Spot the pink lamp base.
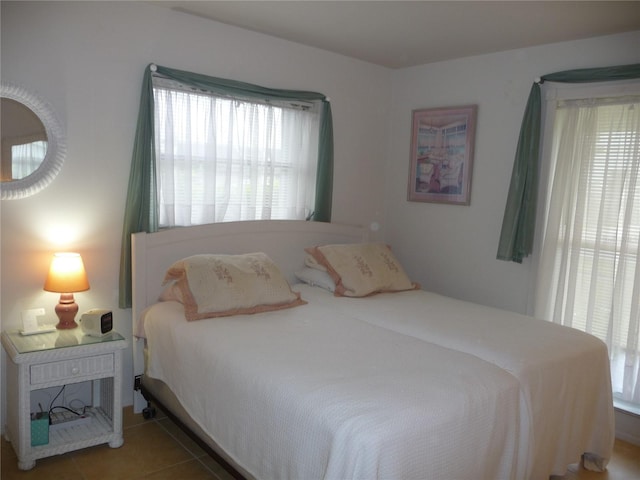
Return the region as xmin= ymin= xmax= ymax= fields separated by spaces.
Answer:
xmin=55 ymin=293 xmax=79 ymax=329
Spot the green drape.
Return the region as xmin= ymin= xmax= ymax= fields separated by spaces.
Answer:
xmin=118 ymin=64 xmax=334 ymax=308
xmin=118 ymin=67 xmax=157 ymax=309
xmin=496 ymin=63 xmax=640 ymax=263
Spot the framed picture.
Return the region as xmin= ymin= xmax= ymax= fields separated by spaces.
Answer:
xmin=408 ymin=105 xmax=477 ymax=205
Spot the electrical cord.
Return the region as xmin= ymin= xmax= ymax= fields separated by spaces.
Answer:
xmin=49 ymin=405 xmax=85 ymax=416
xmin=49 ymin=385 xmax=67 ymax=412
xmin=47 ymin=385 xmax=86 ymax=423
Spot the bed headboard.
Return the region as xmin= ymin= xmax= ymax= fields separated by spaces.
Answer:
xmin=131 ymin=220 xmax=367 ymax=408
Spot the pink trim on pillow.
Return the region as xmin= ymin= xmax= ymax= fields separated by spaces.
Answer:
xmin=305 ymin=247 xmax=347 ymax=294
xmin=182 ymin=297 xmax=307 ymax=321
xmin=159 ymin=282 xmax=183 ymax=303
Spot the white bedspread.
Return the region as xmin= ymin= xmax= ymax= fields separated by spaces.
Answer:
xmin=143 ymin=300 xmax=526 ymax=480
xmin=294 ymin=285 xmax=615 ymax=478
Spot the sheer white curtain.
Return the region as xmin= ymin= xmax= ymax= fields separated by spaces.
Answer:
xmin=535 ymin=95 xmax=640 ymax=412
xmin=11 ymin=140 xmax=47 ymax=179
xmin=153 ymin=86 xmax=319 ymax=226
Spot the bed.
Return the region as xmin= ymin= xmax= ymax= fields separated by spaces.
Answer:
xmin=131 ymin=220 xmax=615 ymax=480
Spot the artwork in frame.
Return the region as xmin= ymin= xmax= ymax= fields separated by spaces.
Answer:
xmin=408 ymin=105 xmax=477 ymax=205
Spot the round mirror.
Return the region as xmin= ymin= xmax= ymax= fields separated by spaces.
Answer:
xmin=1 ymin=83 xmax=65 ymax=200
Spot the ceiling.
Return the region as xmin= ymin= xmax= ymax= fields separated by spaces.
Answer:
xmin=149 ymin=1 xmax=640 ymax=69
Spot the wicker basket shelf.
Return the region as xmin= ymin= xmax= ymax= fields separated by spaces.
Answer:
xmin=30 ymin=407 xmax=119 ymax=459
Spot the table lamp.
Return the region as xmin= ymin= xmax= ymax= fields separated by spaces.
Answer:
xmin=43 ymin=252 xmax=90 ymax=329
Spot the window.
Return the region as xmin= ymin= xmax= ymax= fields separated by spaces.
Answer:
xmin=153 ymin=79 xmax=320 ymax=227
xmin=535 ymin=84 xmax=640 ymax=414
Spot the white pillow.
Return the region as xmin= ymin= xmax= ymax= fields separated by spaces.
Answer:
xmin=295 ymin=267 xmax=336 ymax=292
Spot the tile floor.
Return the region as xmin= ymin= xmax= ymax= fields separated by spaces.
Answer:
xmin=551 ymin=438 xmax=640 ymax=480
xmin=1 ymin=407 xmax=233 ymax=479
xmin=1 ymin=406 xmax=639 ymax=479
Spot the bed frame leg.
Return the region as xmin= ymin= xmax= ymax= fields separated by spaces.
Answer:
xmin=135 ymin=375 xmax=157 ymax=419
xmin=142 ymin=403 xmax=157 ymax=420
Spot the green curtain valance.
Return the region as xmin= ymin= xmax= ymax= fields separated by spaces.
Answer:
xmin=118 ymin=64 xmax=334 ymax=308
xmin=496 ymin=63 xmax=640 ymax=263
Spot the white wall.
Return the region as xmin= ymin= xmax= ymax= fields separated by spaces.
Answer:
xmin=0 ymin=0 xmax=391 ymax=421
xmin=385 ymin=30 xmax=640 ymax=314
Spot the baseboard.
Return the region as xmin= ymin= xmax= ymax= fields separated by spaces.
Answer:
xmin=615 ymin=407 xmax=640 ymax=446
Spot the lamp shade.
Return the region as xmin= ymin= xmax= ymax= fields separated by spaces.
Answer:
xmin=43 ymin=252 xmax=90 ymax=293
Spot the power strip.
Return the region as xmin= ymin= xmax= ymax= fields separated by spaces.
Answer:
xmin=49 ymin=411 xmax=92 ymax=431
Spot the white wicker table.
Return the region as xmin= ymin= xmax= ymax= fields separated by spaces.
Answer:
xmin=1 ymin=329 xmax=127 ymax=470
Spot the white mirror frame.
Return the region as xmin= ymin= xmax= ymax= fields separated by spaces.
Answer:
xmin=1 ymin=83 xmax=66 ymax=200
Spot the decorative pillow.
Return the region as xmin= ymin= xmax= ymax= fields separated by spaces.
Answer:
xmin=295 ymin=267 xmax=336 ymax=292
xmin=162 ymin=253 xmax=306 ymax=320
xmin=304 ymin=243 xmax=418 ymax=297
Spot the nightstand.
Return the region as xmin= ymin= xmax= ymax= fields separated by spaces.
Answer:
xmin=1 ymin=328 xmax=127 ymax=470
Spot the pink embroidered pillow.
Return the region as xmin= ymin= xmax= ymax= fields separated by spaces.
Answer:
xmin=304 ymin=243 xmax=418 ymax=297
xmin=162 ymin=253 xmax=305 ymax=320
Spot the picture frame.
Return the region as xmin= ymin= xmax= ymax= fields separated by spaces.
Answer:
xmin=408 ymin=104 xmax=477 ymax=205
